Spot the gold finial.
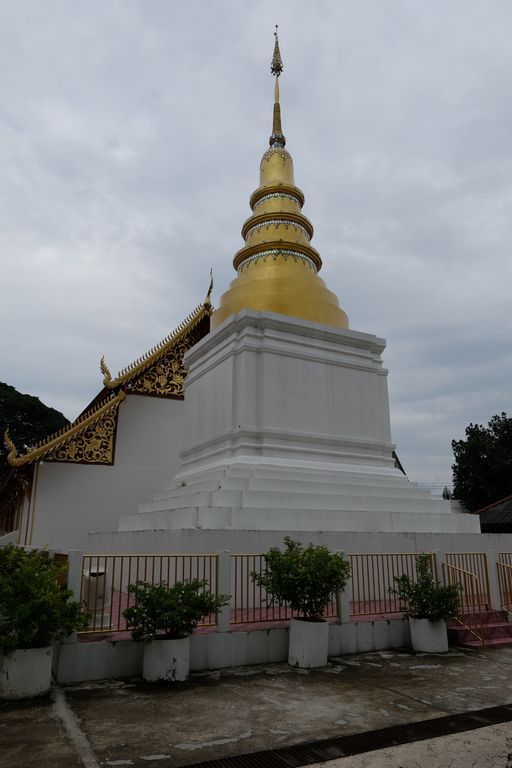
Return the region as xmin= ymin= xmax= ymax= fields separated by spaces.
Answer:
xmin=100 ymin=355 xmax=112 ymax=385
xmin=271 ymin=26 xmax=283 ymax=77
xmin=204 ymin=269 xmax=214 ymax=310
xmin=269 ymin=26 xmax=285 ymax=147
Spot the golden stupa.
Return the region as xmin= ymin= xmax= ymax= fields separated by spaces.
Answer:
xmin=212 ymin=29 xmax=349 ymax=330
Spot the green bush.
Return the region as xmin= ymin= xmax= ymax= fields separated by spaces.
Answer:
xmin=0 ymin=544 xmax=88 ymax=654
xmin=253 ymin=537 xmax=351 ymax=621
xmin=123 ymin=579 xmax=230 ymax=642
xmin=390 ymin=553 xmax=461 ymax=622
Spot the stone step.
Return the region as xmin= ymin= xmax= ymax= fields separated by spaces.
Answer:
xmin=173 ymin=462 xmax=412 ymax=485
xmin=449 ymin=622 xmax=512 ymax=643
xmin=449 ymin=636 xmax=512 ymax=649
xmin=155 ymin=470 xmax=422 ymax=498
xmin=448 ymin=610 xmax=512 ymax=648
xmin=118 ymin=505 xmax=476 ymax=535
xmin=151 ymin=476 xmax=432 ymax=503
xmin=246 ymin=476 xmax=429 ymax=497
xmin=138 ymin=488 xmax=447 ymax=516
xmin=450 ymin=611 xmax=502 ymax=624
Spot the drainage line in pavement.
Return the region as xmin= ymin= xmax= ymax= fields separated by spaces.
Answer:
xmin=187 ymin=704 xmax=512 ymax=768
xmin=51 ymin=687 xmax=100 ymax=768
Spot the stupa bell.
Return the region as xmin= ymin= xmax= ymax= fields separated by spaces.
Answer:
xmin=212 ymin=29 xmax=349 ymax=330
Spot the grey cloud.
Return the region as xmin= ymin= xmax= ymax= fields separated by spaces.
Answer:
xmin=2 ymin=0 xmax=512 ymax=491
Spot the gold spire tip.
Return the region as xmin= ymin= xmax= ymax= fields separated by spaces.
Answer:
xmin=271 ymin=26 xmax=283 ymax=77
xmin=269 ymin=26 xmax=285 ymax=147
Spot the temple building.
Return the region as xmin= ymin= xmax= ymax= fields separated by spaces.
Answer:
xmin=1 ymin=33 xmax=480 ymax=553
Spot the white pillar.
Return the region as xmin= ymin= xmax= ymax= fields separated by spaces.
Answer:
xmin=434 ymin=550 xmax=446 ymax=584
xmin=337 ymin=579 xmax=352 ymax=625
xmin=336 ymin=551 xmax=352 ymax=624
xmin=60 ymin=550 xmax=83 ymax=645
xmin=66 ymin=550 xmax=84 ymax=602
xmin=485 ymin=550 xmax=501 ymax=611
xmin=216 ymin=550 xmax=231 ymax=633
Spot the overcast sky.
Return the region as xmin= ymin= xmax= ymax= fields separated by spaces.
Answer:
xmin=1 ymin=1 xmax=511 ymax=491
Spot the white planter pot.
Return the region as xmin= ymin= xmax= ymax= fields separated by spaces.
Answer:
xmin=288 ymin=617 xmax=329 ymax=669
xmin=409 ymin=618 xmax=449 ymax=653
xmin=143 ymin=636 xmax=190 ymax=682
xmin=0 ymin=646 xmax=53 ymax=700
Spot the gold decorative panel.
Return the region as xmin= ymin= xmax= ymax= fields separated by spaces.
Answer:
xmin=5 ymin=391 xmax=125 ymax=467
xmin=102 ymin=302 xmax=211 ymax=396
xmin=43 ymin=405 xmax=119 ymax=465
xmin=126 ymin=326 xmax=204 ymax=398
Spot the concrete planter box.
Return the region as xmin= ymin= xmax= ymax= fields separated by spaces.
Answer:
xmin=0 ymin=646 xmax=53 ymax=700
xmin=409 ymin=618 xmax=449 ymax=653
xmin=143 ymin=637 xmax=190 ymax=682
xmin=288 ymin=617 xmax=329 ymax=668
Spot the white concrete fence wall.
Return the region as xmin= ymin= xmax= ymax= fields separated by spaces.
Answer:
xmin=2 ymin=538 xmax=511 ymax=684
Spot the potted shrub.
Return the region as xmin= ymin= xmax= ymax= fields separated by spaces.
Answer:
xmin=123 ymin=579 xmax=229 ymax=682
xmin=0 ymin=544 xmax=88 ymax=700
xmin=391 ymin=553 xmax=461 ymax=653
xmin=253 ymin=537 xmax=351 ymax=668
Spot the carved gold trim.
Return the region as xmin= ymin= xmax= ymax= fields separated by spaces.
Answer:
xmin=124 ymin=323 xmax=206 ymax=398
xmin=4 ymin=390 xmax=126 ymax=467
xmin=101 ymin=301 xmax=212 ymax=390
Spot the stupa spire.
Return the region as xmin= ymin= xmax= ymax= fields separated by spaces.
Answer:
xmin=270 ymin=26 xmax=285 ymax=147
xmin=211 ymin=31 xmax=349 ymax=331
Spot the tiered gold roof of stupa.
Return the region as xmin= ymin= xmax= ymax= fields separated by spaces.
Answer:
xmin=212 ymin=29 xmax=349 ymax=330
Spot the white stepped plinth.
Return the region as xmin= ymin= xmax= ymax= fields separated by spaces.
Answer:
xmin=118 ymin=311 xmax=479 ymax=535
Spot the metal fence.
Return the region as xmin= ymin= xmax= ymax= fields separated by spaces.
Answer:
xmin=80 ymin=553 xmax=218 ymax=634
xmin=349 ymin=552 xmax=436 ymax=617
xmin=77 ymin=549 xmax=512 ymax=637
xmin=497 ymin=554 xmax=512 ymax=617
xmin=444 ymin=552 xmax=491 ymax=609
xmin=230 ymin=553 xmax=338 ymax=625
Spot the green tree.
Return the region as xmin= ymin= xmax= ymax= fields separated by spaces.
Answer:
xmin=452 ymin=412 xmax=512 ymax=512
xmin=0 ymin=382 xmax=69 ymax=482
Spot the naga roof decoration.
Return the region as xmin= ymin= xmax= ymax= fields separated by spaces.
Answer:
xmin=101 ymin=298 xmax=212 ymax=396
xmin=3 ymin=285 xmax=213 ymax=468
xmin=4 ymin=390 xmax=126 ymax=467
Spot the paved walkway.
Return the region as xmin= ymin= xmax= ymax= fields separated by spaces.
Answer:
xmin=1 ymin=646 xmax=512 ymax=767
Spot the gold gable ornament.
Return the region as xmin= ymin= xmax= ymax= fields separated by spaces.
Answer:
xmin=4 ymin=390 xmax=126 ymax=467
xmin=101 ymin=299 xmax=211 ymax=398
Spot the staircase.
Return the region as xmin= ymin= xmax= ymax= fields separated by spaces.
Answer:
xmin=448 ymin=611 xmax=512 ymax=649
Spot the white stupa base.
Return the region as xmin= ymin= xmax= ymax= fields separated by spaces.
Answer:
xmin=118 ymin=311 xmax=479 ymax=536
xmin=119 ymin=457 xmax=478 ymax=534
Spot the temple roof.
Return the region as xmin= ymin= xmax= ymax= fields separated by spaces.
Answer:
xmin=477 ymin=495 xmax=512 ymax=533
xmin=4 ymin=390 xmax=126 ymax=467
xmin=4 ymin=293 xmax=212 ymax=467
xmin=101 ymin=299 xmax=212 ymax=393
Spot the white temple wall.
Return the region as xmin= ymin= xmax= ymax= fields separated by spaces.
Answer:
xmin=87 ymin=527 xmax=512 ymax=557
xmin=28 ymin=396 xmax=184 ymax=551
